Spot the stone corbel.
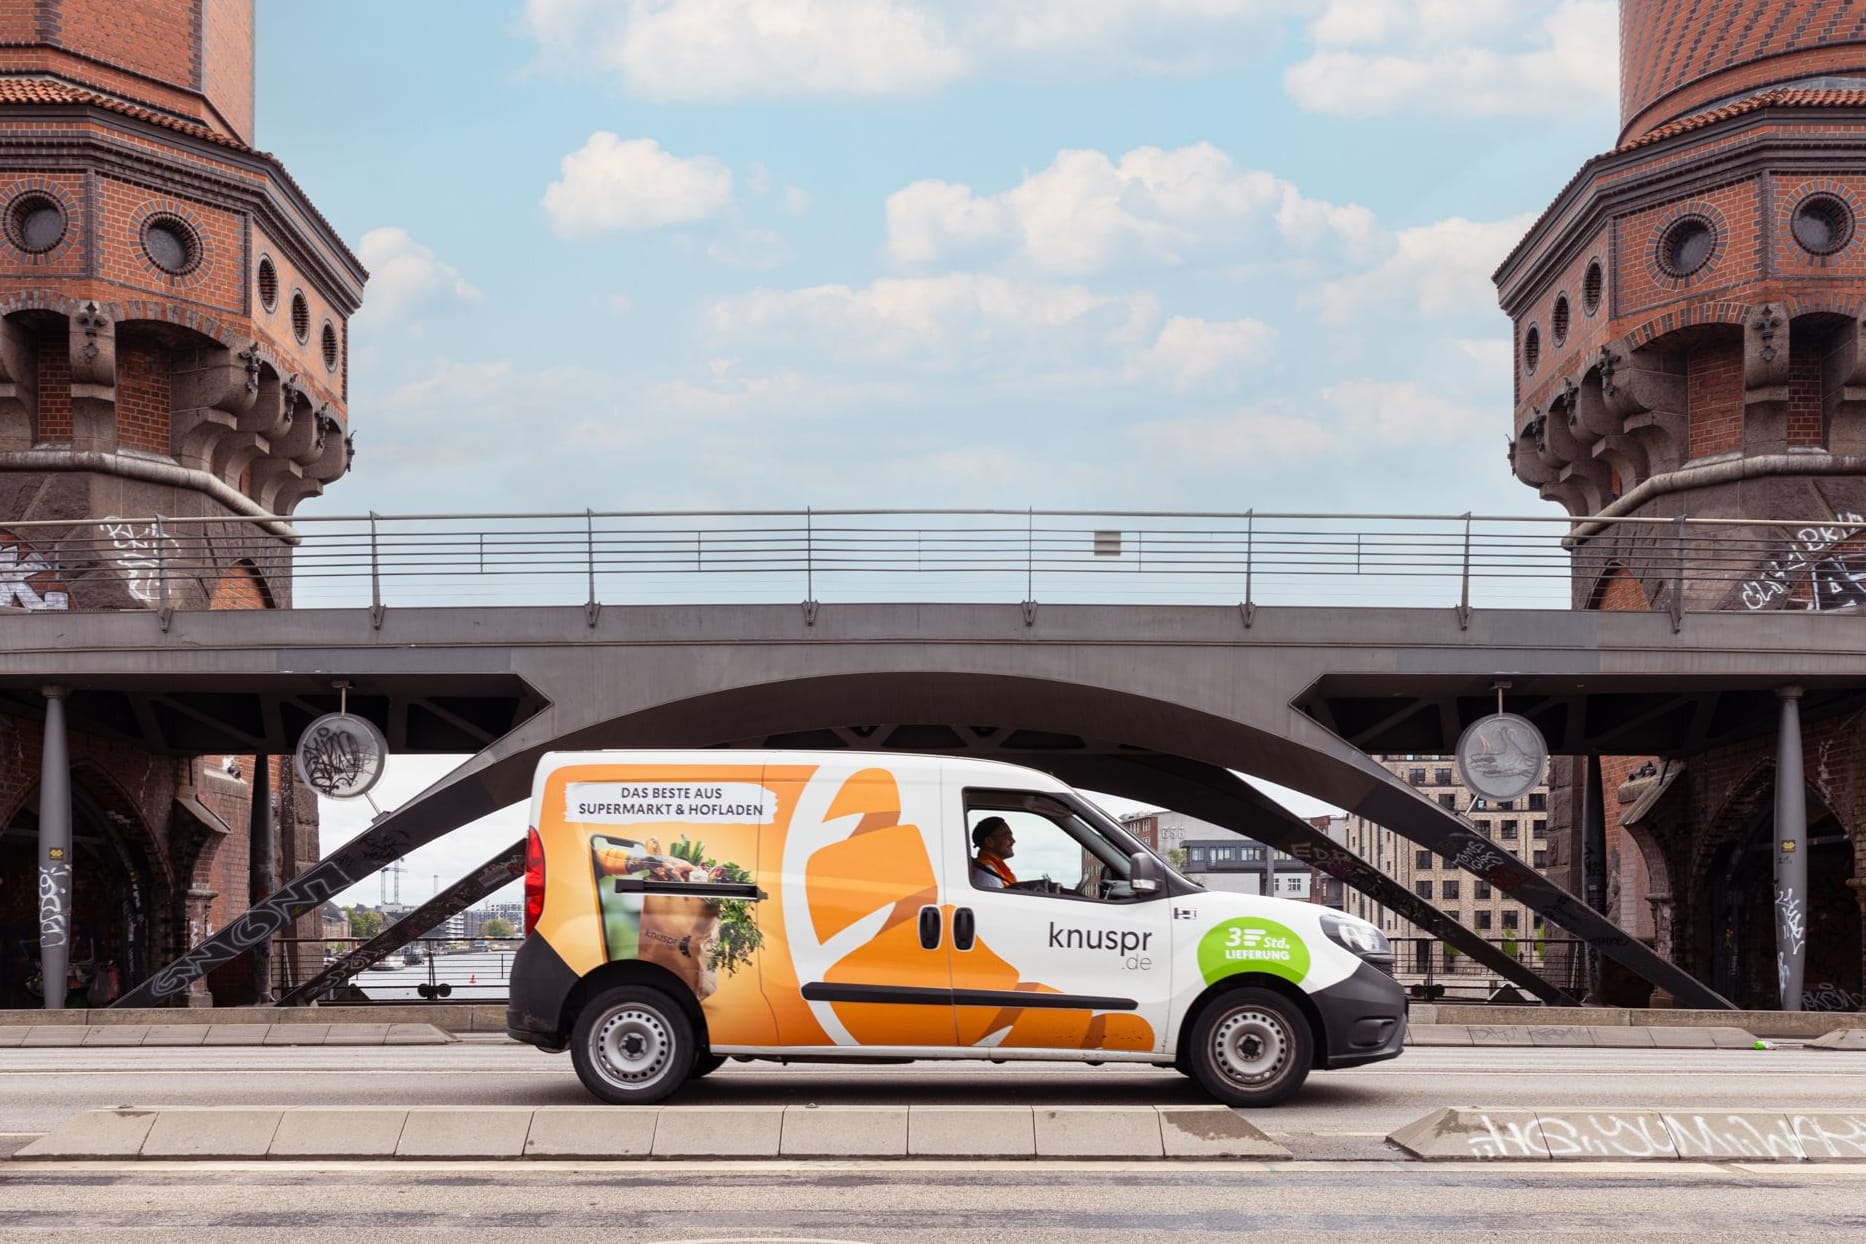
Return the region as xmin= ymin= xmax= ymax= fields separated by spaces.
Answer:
xmin=267 ymin=383 xmax=320 ymax=462
xmin=236 ymin=367 xmax=290 ymax=437
xmin=249 ymin=456 xmax=306 ymax=515
xmin=1541 ymin=387 xmax=1614 ymax=512
xmin=1572 ymin=372 xmax=1648 ymax=495
xmin=1742 ymin=303 xmax=1790 ymax=452
xmin=170 ymin=344 xmax=264 ymax=470
xmin=211 ymin=432 xmax=271 ymax=488
xmin=67 ymin=302 xmax=116 ymax=453
xmin=0 ymin=315 xmax=36 ymax=451
xmin=1600 ymin=343 xmax=1687 ymax=476
xmin=1823 ymin=316 xmax=1866 ymax=453
xmin=1510 ymin=413 xmax=1554 ymax=487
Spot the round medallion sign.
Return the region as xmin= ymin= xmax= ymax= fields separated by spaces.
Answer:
xmin=1455 ymin=712 xmax=1548 ymax=802
xmin=294 ymin=712 xmax=388 ymax=799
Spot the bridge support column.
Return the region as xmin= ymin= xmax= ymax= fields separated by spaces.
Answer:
xmin=1775 ymin=686 xmax=1808 ymax=1012
xmin=250 ymin=755 xmax=274 ymax=1005
xmin=37 ymin=686 xmax=71 ymax=1010
xmin=1581 ymin=754 xmax=1607 ymax=1003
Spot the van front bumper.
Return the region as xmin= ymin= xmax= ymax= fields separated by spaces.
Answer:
xmin=1312 ymin=960 xmax=1408 ymax=1069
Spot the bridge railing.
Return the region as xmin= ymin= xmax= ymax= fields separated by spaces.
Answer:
xmin=1 ymin=508 xmax=1860 ymax=615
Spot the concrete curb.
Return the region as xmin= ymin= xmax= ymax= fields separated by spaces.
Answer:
xmin=1388 ymin=1107 xmax=1866 ymax=1162
xmin=0 ymin=1022 xmax=453 ymax=1047
xmin=1412 ymin=1004 xmax=1866 ymax=1041
xmin=1807 ymin=1029 xmax=1866 ymax=1051
xmin=1405 ymin=1024 xmax=1760 ymax=1049
xmin=15 ymin=1105 xmax=1291 ymax=1162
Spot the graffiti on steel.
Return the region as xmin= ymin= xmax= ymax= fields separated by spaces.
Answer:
xmin=37 ymin=863 xmax=69 ymax=948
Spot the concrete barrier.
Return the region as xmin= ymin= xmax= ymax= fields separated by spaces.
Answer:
xmin=1388 ymin=1108 xmax=1866 ymax=1162
xmin=0 ymin=1022 xmax=451 ymax=1047
xmin=1808 ymin=1029 xmax=1866 ymax=1051
xmin=907 ymin=1106 xmax=1036 ymax=1157
xmin=271 ymin=1108 xmax=408 ymax=1158
xmin=397 ymin=1107 xmax=534 ymax=1158
xmin=524 ymin=1107 xmax=657 ymax=1158
xmin=651 ymin=1106 xmax=785 ymax=1157
xmin=1156 ymin=1107 xmax=1287 ymax=1159
xmin=780 ymin=1105 xmax=907 ymax=1158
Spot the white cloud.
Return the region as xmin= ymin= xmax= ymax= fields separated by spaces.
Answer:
xmin=886 ymin=144 xmax=1382 ymax=276
xmin=542 ymin=134 xmax=735 ymax=238
xmin=1133 ymin=378 xmax=1489 ymax=472
xmin=707 ymin=226 xmax=791 ymax=270
xmin=523 ymin=0 xmax=1304 ymax=101
xmin=781 ymin=186 xmax=813 ymax=216
xmin=1308 ymin=214 xmax=1534 ymax=324
xmin=1131 ymin=316 xmax=1277 ymax=392
xmin=1284 ymin=0 xmax=1616 ymax=118
xmin=703 ymin=273 xmax=1158 ymax=372
xmin=355 ymin=227 xmax=480 ymax=321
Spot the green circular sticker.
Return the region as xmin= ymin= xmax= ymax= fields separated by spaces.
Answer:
xmin=1198 ymin=917 xmax=1310 ymax=986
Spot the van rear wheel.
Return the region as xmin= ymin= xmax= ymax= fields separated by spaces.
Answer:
xmin=1187 ymin=987 xmax=1313 ymax=1107
xmin=570 ymin=985 xmax=695 ymax=1104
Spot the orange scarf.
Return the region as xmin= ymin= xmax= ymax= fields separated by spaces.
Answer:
xmin=976 ymin=851 xmax=1016 ymax=886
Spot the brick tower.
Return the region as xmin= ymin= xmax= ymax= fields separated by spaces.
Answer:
xmin=0 ymin=2 xmax=364 ymax=1005
xmin=1496 ymin=0 xmax=1866 ymax=1008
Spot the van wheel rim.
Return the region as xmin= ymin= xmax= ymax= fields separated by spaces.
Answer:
xmin=593 ymin=1005 xmax=673 ymax=1087
xmin=1211 ymin=1008 xmax=1288 ymax=1087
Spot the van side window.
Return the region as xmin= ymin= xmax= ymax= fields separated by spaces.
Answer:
xmin=963 ymin=792 xmax=1148 ymax=902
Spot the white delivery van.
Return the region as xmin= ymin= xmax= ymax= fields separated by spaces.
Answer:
xmin=507 ymin=751 xmax=1406 ymax=1107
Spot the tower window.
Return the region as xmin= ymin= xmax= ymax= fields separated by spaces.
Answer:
xmin=7 ymin=192 xmax=65 ymax=254
xmin=1793 ymin=193 xmax=1854 ymax=256
xmin=1657 ymin=215 xmax=1715 ymax=278
xmin=291 ymin=291 xmax=310 ymax=343
xmin=1523 ymin=324 xmax=1541 ymax=374
xmin=1583 ymin=259 xmax=1603 ymax=315
xmin=142 ymin=214 xmax=201 ymax=275
xmin=1551 ymin=294 xmax=1570 ymax=346
xmin=321 ymin=321 xmax=340 ymax=371
xmin=257 ymin=256 xmax=279 ymax=311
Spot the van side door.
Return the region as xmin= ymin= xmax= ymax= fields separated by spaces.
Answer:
xmin=762 ymin=760 xmax=958 ymax=1048
xmin=940 ymin=785 xmax=1171 ymax=1055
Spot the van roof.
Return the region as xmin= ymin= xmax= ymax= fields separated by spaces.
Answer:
xmin=532 ymin=750 xmax=1072 ymax=791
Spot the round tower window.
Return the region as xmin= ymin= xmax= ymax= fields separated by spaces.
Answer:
xmin=1792 ymin=193 xmax=1854 ymax=256
xmin=1551 ymin=294 xmax=1571 ymax=346
xmin=1583 ymin=260 xmax=1603 ymax=315
xmin=321 ymin=321 xmax=340 ymax=371
xmin=291 ymin=291 xmax=310 ymax=343
xmin=142 ymin=214 xmax=201 ymax=275
xmin=1657 ymin=215 xmax=1715 ymax=278
xmin=6 ymin=193 xmax=65 ymax=254
xmin=257 ymin=256 xmax=279 ymax=311
xmin=1523 ymin=324 xmax=1541 ymax=375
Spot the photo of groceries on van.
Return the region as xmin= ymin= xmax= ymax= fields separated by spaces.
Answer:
xmin=509 ymin=752 xmax=1406 ymax=1108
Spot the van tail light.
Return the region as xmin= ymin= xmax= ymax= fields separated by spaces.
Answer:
xmin=523 ymin=825 xmax=545 ymax=937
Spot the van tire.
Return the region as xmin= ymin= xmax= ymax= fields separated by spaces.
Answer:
xmin=569 ymin=985 xmax=695 ymax=1104
xmin=1186 ymin=987 xmax=1312 ymax=1107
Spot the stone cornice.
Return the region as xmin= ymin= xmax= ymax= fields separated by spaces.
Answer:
xmin=1496 ymin=106 xmax=1866 ymax=317
xmin=0 ymin=105 xmax=365 ymax=312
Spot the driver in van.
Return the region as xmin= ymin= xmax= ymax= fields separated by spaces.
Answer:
xmin=971 ymin=816 xmax=1018 ymax=889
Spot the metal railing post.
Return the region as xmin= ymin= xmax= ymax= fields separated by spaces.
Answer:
xmin=1242 ymin=509 xmax=1255 ymax=628
xmin=368 ymin=511 xmax=383 ymax=628
xmin=1457 ymin=512 xmax=1473 ymax=629
xmin=802 ymin=507 xmax=816 ymax=625
xmin=1670 ymin=514 xmax=1687 ymax=632
xmin=585 ymin=509 xmax=599 ymax=627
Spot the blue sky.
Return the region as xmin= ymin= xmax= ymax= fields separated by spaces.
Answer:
xmin=262 ymin=0 xmax=1622 ymax=897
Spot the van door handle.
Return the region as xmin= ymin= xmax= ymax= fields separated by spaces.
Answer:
xmin=952 ymin=907 xmax=975 ymax=951
xmin=918 ymin=905 xmax=942 ymax=950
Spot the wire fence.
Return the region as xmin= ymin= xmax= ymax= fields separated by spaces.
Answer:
xmin=3 ymin=507 xmax=1863 ymax=615
xmin=280 ymin=937 xmax=517 ymax=1003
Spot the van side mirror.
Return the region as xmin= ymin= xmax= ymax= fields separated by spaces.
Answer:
xmin=1129 ymin=850 xmax=1165 ymax=895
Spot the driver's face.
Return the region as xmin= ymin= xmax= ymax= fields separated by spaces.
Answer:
xmin=990 ymin=827 xmax=1015 ymax=859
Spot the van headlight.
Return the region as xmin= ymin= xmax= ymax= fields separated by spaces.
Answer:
xmin=1321 ymin=913 xmax=1390 ymax=960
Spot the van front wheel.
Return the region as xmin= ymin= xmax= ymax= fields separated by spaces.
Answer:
xmin=1187 ymin=987 xmax=1313 ymax=1108
xmin=570 ymin=985 xmax=695 ymax=1104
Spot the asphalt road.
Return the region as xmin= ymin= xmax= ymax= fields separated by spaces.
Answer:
xmin=2 ymin=1041 xmax=1863 ymax=1239
xmin=1 ymin=1160 xmax=1863 ymax=1241
xmin=3 ymin=1039 xmax=1863 ymax=1157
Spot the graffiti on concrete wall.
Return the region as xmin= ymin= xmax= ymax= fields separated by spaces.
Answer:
xmin=1740 ymin=514 xmax=1866 ymax=611
xmin=1463 ymin=1111 xmax=1866 ymax=1160
xmin=1805 ymin=981 xmax=1864 ymax=1011
xmin=0 ymin=534 xmax=70 ymax=610
xmin=101 ymin=516 xmax=181 ymax=605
